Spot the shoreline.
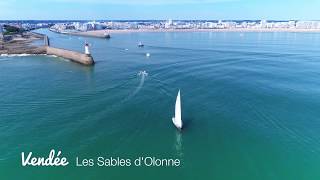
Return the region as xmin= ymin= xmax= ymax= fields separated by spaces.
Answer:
xmin=76 ymin=28 xmax=320 ymax=36
xmin=0 ymin=32 xmax=47 ymax=55
xmin=0 ymin=32 xmax=94 ymax=66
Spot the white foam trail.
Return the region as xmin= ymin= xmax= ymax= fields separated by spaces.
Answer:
xmin=0 ymin=54 xmax=34 ymax=57
xmin=47 ymin=55 xmax=58 ymax=58
xmin=130 ymin=73 xmax=146 ymax=97
xmin=123 ymin=71 xmax=148 ymax=101
xmin=0 ymin=54 xmax=69 ymax=62
xmin=175 ymin=131 xmax=183 ymax=158
xmin=0 ymin=54 xmax=55 ymax=57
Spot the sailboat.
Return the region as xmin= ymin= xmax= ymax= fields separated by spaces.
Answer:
xmin=172 ymin=90 xmax=183 ymax=130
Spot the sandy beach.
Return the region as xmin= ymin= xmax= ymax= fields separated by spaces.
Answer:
xmin=75 ymin=28 xmax=320 ymax=37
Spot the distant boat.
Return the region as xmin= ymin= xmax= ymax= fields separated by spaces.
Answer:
xmin=146 ymin=53 xmax=150 ymax=57
xmin=138 ymin=70 xmax=148 ymax=76
xmin=172 ymin=90 xmax=183 ymax=130
xmin=103 ymin=33 xmax=111 ymax=39
xmin=138 ymin=42 xmax=144 ymax=47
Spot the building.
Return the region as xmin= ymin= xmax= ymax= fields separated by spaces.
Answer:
xmin=260 ymin=20 xmax=267 ymax=28
xmin=288 ymin=21 xmax=296 ymax=28
xmin=296 ymin=21 xmax=314 ymax=29
xmin=0 ymin=25 xmax=3 ymax=39
xmin=165 ymin=19 xmax=173 ymax=29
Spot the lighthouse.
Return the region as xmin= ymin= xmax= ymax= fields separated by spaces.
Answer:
xmin=85 ymin=43 xmax=90 ymax=56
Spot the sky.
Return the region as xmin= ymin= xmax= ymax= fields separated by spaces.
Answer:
xmin=0 ymin=0 xmax=320 ymax=20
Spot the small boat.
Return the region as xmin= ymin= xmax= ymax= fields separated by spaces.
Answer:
xmin=103 ymin=33 xmax=111 ymax=39
xmin=138 ymin=42 xmax=144 ymax=47
xmin=138 ymin=70 xmax=148 ymax=76
xmin=172 ymin=90 xmax=183 ymax=130
xmin=146 ymin=53 xmax=150 ymax=57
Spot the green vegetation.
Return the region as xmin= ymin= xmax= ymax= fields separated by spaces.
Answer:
xmin=3 ymin=25 xmax=25 ymax=35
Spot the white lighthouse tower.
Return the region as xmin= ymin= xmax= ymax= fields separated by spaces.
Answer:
xmin=85 ymin=43 xmax=90 ymax=56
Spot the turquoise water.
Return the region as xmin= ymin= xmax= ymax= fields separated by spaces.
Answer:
xmin=1 ymin=29 xmax=320 ymax=179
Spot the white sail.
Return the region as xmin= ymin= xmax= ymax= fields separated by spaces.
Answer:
xmin=172 ymin=90 xmax=183 ymax=129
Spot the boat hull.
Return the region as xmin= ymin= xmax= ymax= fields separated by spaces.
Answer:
xmin=172 ymin=117 xmax=183 ymax=130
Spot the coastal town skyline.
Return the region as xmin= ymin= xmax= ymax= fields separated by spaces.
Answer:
xmin=1 ymin=0 xmax=320 ymax=20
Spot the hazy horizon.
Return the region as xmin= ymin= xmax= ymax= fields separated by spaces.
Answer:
xmin=0 ymin=19 xmax=319 ymax=22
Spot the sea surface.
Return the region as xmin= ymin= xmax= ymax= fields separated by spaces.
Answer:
xmin=1 ymin=29 xmax=320 ymax=179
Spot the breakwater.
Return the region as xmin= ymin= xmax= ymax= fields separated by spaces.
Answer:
xmin=42 ymin=35 xmax=94 ymax=65
xmin=42 ymin=34 xmax=94 ymax=65
xmin=46 ymin=46 xmax=94 ymax=65
xmin=70 ymin=31 xmax=111 ymax=39
xmin=49 ymin=28 xmax=111 ymax=39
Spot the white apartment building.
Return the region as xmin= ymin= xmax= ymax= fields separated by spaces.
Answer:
xmin=296 ymin=21 xmax=320 ymax=29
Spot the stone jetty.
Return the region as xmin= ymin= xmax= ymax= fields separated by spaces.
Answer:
xmin=49 ymin=28 xmax=111 ymax=39
xmin=46 ymin=46 xmax=94 ymax=65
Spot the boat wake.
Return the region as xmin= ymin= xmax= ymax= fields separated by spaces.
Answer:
xmin=123 ymin=71 xmax=148 ymax=101
xmin=174 ymin=131 xmax=184 ymax=158
xmin=131 ymin=71 xmax=148 ymax=96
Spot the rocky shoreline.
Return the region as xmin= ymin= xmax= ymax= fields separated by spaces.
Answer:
xmin=0 ymin=32 xmax=46 ymax=55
